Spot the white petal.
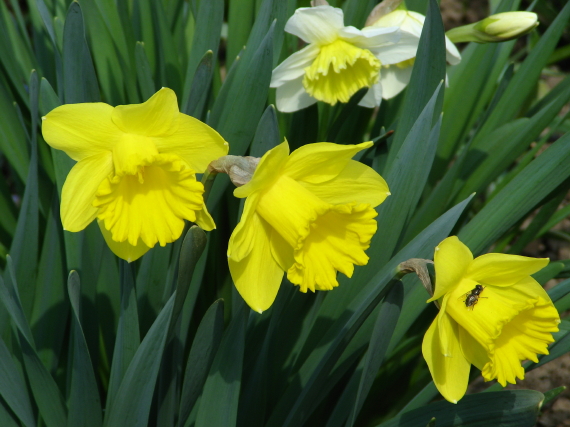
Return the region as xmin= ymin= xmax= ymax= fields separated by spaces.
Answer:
xmin=275 ymin=76 xmax=318 ymax=113
xmin=358 ymin=82 xmax=383 ymax=108
xmin=374 ymin=31 xmax=419 ymax=64
xmin=445 ymin=37 xmax=461 ymax=65
xmin=285 ymin=6 xmax=343 ymax=44
xmin=338 ymin=26 xmax=400 ymax=51
xmin=380 ymin=66 xmax=413 ymax=99
xmin=271 ymin=44 xmax=320 ymax=87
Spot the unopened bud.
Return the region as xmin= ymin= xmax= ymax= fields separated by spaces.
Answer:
xmin=446 ymin=11 xmax=538 ymax=44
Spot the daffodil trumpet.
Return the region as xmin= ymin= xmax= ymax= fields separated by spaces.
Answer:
xmin=42 ymin=88 xmax=229 ymax=262
xmin=225 ymin=140 xmax=391 ymax=313
xmin=421 ymin=236 xmax=560 ymax=403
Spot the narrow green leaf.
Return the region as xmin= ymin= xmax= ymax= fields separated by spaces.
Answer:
xmin=136 ymin=245 xmax=173 ymax=334
xmin=387 ymin=0 xmax=445 ymax=166
xmin=475 ymin=1 xmax=570 ymax=138
xmin=0 ymin=79 xmax=29 ymax=183
xmin=182 ymin=0 xmax=223 ymax=104
xmin=169 ymin=226 xmax=207 ymax=336
xmin=135 ymin=42 xmax=156 ymax=101
xmin=250 ymin=104 xmax=280 ymax=157
xmin=455 ymin=81 xmax=570 ymax=203
xmin=378 ymin=390 xmax=542 ymax=427
xmin=178 ymin=299 xmax=225 ymax=427
xmin=62 ymin=1 xmax=99 ymax=103
xmin=548 ymin=278 xmax=570 ymax=312
xmin=0 ymin=336 xmax=35 ymax=427
xmin=182 ymin=50 xmax=213 ymax=119
xmin=227 ymin=0 xmax=256 ymax=69
xmin=105 ymin=294 xmax=175 ymax=427
xmin=0 ymin=1 xmax=34 ymax=107
xmin=30 ymin=196 xmax=67 ymax=373
xmin=542 ymin=386 xmax=566 ymax=407
xmin=67 ymin=271 xmax=102 ymax=427
xmin=459 ymin=131 xmax=570 ymax=254
xmin=0 ymin=258 xmax=67 ymax=426
xmin=104 ymin=261 xmax=140 ymax=424
xmin=508 ymin=186 xmax=569 ymax=255
xmin=350 ymin=86 xmax=442 ymax=298
xmin=80 ymin=0 xmax=136 ymax=104
xmin=7 ymin=71 xmax=39 ymax=319
xmin=195 ymin=304 xmax=247 ymax=427
xmin=347 ymin=282 xmax=404 ymax=426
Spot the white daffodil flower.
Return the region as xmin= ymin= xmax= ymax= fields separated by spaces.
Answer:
xmin=363 ymin=10 xmax=461 ymax=103
xmin=271 ymin=5 xmax=418 ymax=112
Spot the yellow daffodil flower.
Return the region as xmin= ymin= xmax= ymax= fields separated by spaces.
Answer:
xmin=42 ymin=88 xmax=228 ymax=262
xmin=422 ymin=236 xmax=560 ymax=403
xmin=364 ymin=10 xmax=461 ymax=101
xmin=228 ymin=141 xmax=390 ymax=312
xmin=270 ymin=5 xmax=415 ymax=112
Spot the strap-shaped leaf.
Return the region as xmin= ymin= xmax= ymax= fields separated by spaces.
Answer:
xmin=178 ymin=300 xmax=225 ymax=427
xmin=195 ymin=304 xmax=248 ymax=427
xmin=67 ymin=271 xmax=102 ymax=427
xmin=62 ymin=2 xmax=99 ymax=103
xmin=386 ymin=0 xmax=445 ymax=166
xmin=377 ymin=390 xmax=543 ymax=427
xmin=7 ymin=70 xmax=39 ymax=319
xmin=104 ymin=261 xmax=140 ymax=423
xmin=459 ymin=130 xmax=570 ymax=254
xmin=105 ymin=293 xmax=175 ymax=427
xmin=0 ymin=257 xmax=67 ymax=426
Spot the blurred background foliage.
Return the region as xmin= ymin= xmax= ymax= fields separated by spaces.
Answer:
xmin=0 ymin=0 xmax=570 ymax=426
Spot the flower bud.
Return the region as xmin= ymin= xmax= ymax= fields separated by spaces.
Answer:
xmin=446 ymin=12 xmax=538 ymax=44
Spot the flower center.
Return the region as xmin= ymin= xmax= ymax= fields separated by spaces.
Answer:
xmin=93 ymin=153 xmax=204 ymax=248
xmin=255 ymin=175 xmax=377 ymax=292
xmin=303 ymin=39 xmax=381 ymax=105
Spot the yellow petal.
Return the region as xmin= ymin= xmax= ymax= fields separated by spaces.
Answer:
xmin=299 ymin=159 xmax=389 ymax=207
xmin=61 ymin=152 xmax=113 ymax=232
xmin=422 ymin=313 xmax=470 ymax=403
xmin=94 ymin=154 xmax=204 ymax=248
xmin=42 ymin=103 xmax=122 ymax=161
xmin=270 ymin=227 xmax=295 ymax=272
xmin=227 ymin=193 xmax=260 ymax=262
xmin=458 ymin=324 xmax=489 ymax=371
xmin=284 ymin=141 xmax=373 ymax=184
xmin=98 ymin=220 xmax=151 ymax=262
xmin=303 ymin=39 xmax=380 ymax=105
xmin=112 ymin=88 xmax=180 ymax=137
xmin=228 ymin=213 xmax=284 ymax=313
xmin=154 ymin=113 xmax=229 ymax=173
xmin=467 ymin=253 xmax=549 ymax=287
xmin=429 ymin=236 xmax=473 ymax=302
xmin=194 ymin=202 xmax=216 ymax=231
xmin=234 ymin=141 xmax=290 ymax=198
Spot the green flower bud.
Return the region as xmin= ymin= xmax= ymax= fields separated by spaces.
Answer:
xmin=446 ymin=11 xmax=538 ymax=44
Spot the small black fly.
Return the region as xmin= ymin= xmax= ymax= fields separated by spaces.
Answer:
xmin=461 ymin=284 xmax=487 ymax=310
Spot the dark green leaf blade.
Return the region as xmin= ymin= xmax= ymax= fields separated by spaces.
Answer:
xmin=67 ymin=271 xmax=102 ymax=427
